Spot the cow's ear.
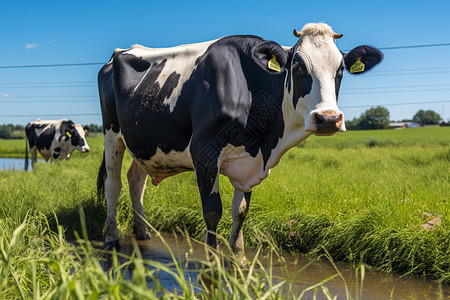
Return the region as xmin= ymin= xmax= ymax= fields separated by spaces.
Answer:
xmin=65 ymin=129 xmax=72 ymax=138
xmin=253 ymin=41 xmax=288 ymax=73
xmin=344 ymin=46 xmax=383 ymax=75
xmin=83 ymin=126 xmax=89 ymax=133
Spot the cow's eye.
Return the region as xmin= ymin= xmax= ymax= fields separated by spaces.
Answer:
xmin=293 ymin=63 xmax=308 ymax=77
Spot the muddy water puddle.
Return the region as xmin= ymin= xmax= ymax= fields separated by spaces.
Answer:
xmin=115 ymin=234 xmax=448 ymax=299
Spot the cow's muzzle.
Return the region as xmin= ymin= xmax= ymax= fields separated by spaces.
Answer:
xmin=313 ymin=113 xmax=344 ymax=135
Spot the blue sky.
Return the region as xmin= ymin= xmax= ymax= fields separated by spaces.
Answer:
xmin=1 ymin=0 xmax=449 ymax=126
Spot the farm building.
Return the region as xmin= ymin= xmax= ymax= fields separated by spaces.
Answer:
xmin=388 ymin=122 xmax=420 ymax=129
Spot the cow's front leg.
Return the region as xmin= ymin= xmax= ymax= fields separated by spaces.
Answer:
xmin=103 ymin=133 xmax=126 ymax=249
xmin=193 ymin=154 xmax=222 ymax=250
xmin=230 ymin=189 xmax=251 ymax=264
xmin=127 ymin=160 xmax=151 ymax=240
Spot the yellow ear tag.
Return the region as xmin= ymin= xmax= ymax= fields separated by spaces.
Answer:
xmin=350 ymin=57 xmax=365 ymax=73
xmin=84 ymin=129 xmax=88 ymax=132
xmin=66 ymin=132 xmax=72 ymax=138
xmin=268 ymin=55 xmax=281 ymax=72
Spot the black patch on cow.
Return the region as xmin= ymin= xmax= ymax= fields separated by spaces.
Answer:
xmin=335 ymin=59 xmax=345 ymax=100
xmin=291 ymin=53 xmax=313 ymax=108
xmin=32 ymin=124 xmax=55 ymax=151
xmin=25 ymin=123 xmax=38 ymax=149
xmin=98 ymin=62 xmax=121 ymax=133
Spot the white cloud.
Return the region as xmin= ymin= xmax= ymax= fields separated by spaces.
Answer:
xmin=25 ymin=43 xmax=39 ymax=49
xmin=46 ymin=38 xmax=57 ymax=44
xmin=1 ymin=94 xmax=11 ymax=98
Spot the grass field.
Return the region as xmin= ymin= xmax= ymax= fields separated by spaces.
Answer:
xmin=0 ymin=127 xmax=449 ymax=297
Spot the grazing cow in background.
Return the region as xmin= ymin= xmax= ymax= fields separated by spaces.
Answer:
xmin=97 ymin=23 xmax=383 ymax=260
xmin=25 ymin=118 xmax=90 ymax=170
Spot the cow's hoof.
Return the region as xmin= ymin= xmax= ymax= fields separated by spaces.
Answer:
xmin=104 ymin=240 xmax=121 ymax=251
xmin=236 ymin=254 xmax=250 ymax=269
xmin=134 ymin=226 xmax=151 ymax=240
xmin=135 ymin=229 xmax=151 ymax=240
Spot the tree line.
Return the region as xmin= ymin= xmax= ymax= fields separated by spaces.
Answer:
xmin=345 ymin=108 xmax=443 ymax=130
xmin=0 ymin=123 xmax=103 ymax=139
xmin=0 ymin=108 xmax=444 ymax=139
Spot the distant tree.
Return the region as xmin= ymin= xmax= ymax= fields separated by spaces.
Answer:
xmin=14 ymin=124 xmax=24 ymax=131
xmin=413 ymin=110 xmax=441 ymax=125
xmin=344 ymin=117 xmax=361 ymax=130
xmin=357 ymin=106 xmax=390 ymax=130
xmin=0 ymin=126 xmax=12 ymax=139
xmin=0 ymin=124 xmax=16 ymax=139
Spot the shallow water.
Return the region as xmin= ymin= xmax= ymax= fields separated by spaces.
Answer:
xmin=0 ymin=157 xmax=44 ymax=170
xmin=117 ymin=234 xmax=448 ymax=299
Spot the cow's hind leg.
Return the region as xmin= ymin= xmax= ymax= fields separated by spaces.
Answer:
xmin=30 ymin=147 xmax=38 ymax=169
xmin=230 ymin=189 xmax=251 ymax=265
xmin=127 ymin=160 xmax=151 ymax=240
xmin=103 ymin=131 xmax=126 ymax=249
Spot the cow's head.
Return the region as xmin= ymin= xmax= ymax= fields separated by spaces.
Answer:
xmin=287 ymin=23 xmax=383 ymax=136
xmin=63 ymin=122 xmax=90 ymax=153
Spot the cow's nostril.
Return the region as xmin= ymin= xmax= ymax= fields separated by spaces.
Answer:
xmin=314 ymin=114 xmax=325 ymax=127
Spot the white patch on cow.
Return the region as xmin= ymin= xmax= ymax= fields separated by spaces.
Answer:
xmin=125 ymin=40 xmax=217 ymax=112
xmin=122 ymin=139 xmax=193 ymax=186
xmin=103 ymin=128 xmax=126 ymax=243
xmin=218 ymin=144 xmax=269 ymax=192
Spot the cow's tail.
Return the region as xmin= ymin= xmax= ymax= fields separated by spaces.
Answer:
xmin=97 ymin=150 xmax=107 ymax=204
xmin=24 ymin=138 xmax=29 ymax=171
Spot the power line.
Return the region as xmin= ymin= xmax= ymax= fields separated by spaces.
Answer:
xmin=0 ymin=100 xmax=448 ymax=118
xmin=0 ymin=99 xmax=98 ymax=103
xmin=342 ymin=83 xmax=450 ymax=90
xmin=341 ymin=100 xmax=450 ymax=109
xmin=1 ymin=95 xmax=95 ymax=98
xmin=0 ymin=84 xmax=96 ymax=89
xmin=378 ymin=43 xmax=450 ymax=51
xmin=341 ymin=43 xmax=450 ymax=52
xmin=3 ymin=84 xmax=450 ymax=100
xmin=0 ymin=62 xmax=104 ymax=69
xmin=0 ymin=113 xmax=100 ymax=118
xmin=341 ymin=88 xmax=450 ymax=95
xmin=0 ymin=42 xmax=449 ymax=69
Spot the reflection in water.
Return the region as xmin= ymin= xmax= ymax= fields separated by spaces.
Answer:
xmin=116 ymin=234 xmax=448 ymax=299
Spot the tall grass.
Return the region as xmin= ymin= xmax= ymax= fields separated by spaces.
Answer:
xmin=0 ymin=127 xmax=449 ymax=286
xmin=0 ymin=210 xmax=349 ymax=299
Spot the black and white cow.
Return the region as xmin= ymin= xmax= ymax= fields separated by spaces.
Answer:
xmin=97 ymin=23 xmax=383 ymax=259
xmin=25 ymin=118 xmax=90 ymax=170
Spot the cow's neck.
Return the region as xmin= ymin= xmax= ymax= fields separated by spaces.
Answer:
xmin=265 ymin=78 xmax=311 ymax=170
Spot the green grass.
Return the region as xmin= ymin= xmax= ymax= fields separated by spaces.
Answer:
xmin=0 ymin=127 xmax=449 ymax=291
xmin=1 ymin=210 xmax=350 ymax=299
